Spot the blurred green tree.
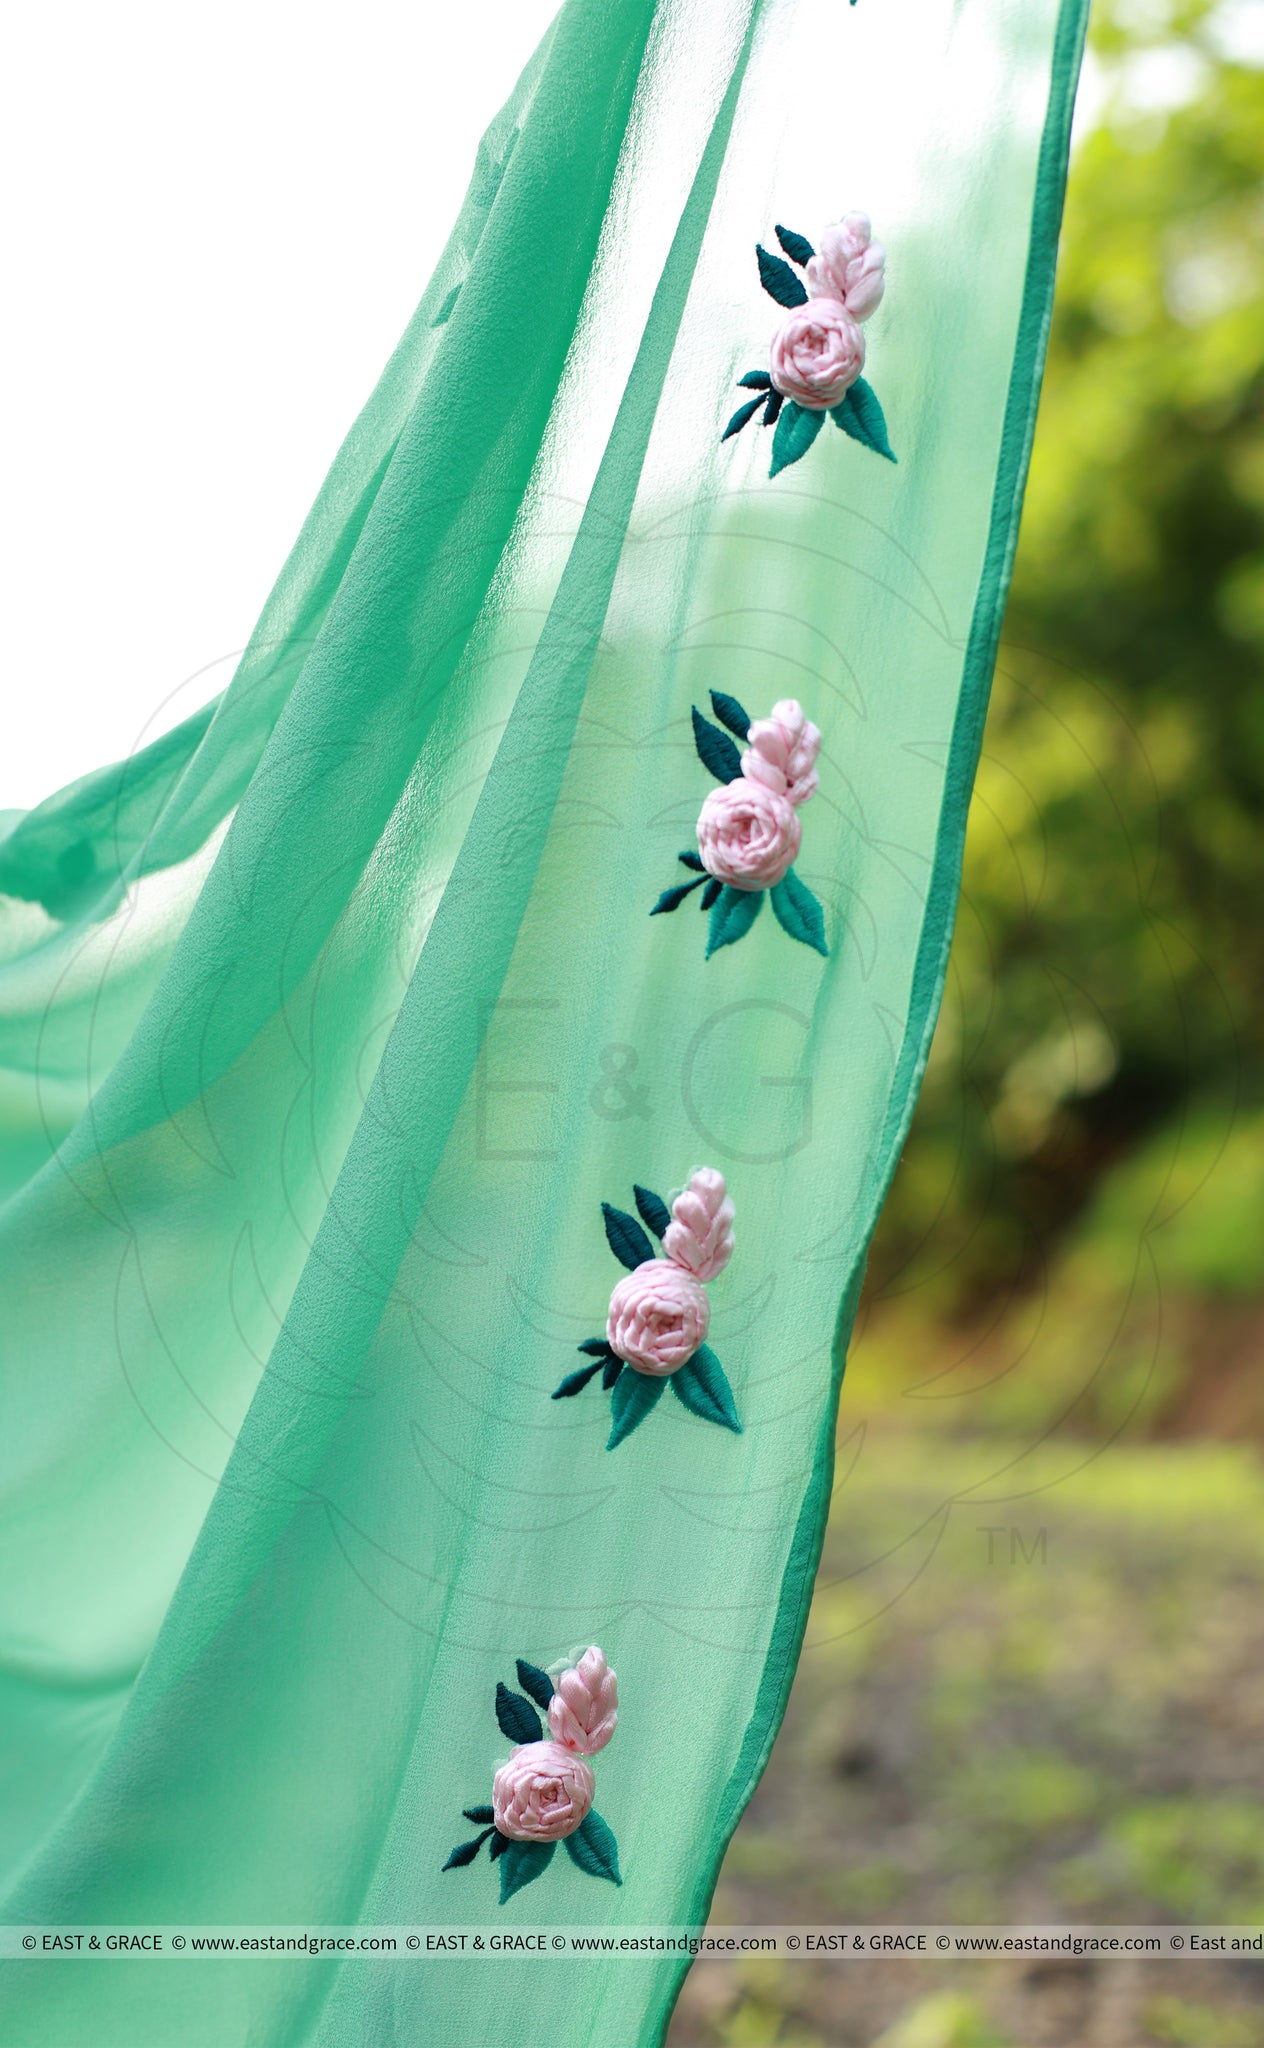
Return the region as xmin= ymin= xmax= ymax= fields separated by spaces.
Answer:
xmin=868 ymin=0 xmax=1264 ymax=1352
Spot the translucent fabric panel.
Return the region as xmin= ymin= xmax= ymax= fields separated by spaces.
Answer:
xmin=0 ymin=0 xmax=1086 ymax=2041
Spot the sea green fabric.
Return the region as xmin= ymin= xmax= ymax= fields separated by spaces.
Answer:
xmin=0 ymin=0 xmax=1086 ymax=2041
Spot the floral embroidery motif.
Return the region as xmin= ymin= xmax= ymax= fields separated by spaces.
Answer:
xmin=553 ymin=1172 xmax=741 ymax=1447
xmin=722 ymin=217 xmax=895 ymax=478
xmin=443 ymin=1649 xmax=622 ymax=1903
xmin=650 ymin=693 xmax=827 ymax=957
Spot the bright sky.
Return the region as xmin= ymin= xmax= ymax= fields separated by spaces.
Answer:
xmin=3 ymin=1 xmax=1252 ymax=813
xmin=0 ymin=0 xmax=559 ymax=809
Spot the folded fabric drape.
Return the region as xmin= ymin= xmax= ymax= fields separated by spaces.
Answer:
xmin=0 ymin=0 xmax=1087 ymax=2040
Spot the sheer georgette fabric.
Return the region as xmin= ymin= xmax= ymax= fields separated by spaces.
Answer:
xmin=0 ymin=0 xmax=1086 ymax=2040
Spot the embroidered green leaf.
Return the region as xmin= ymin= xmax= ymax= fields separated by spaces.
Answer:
xmin=601 ymin=1203 xmax=654 ymax=1271
xmin=737 ymin=369 xmax=772 ymax=389
xmin=709 ymin=690 xmax=751 ymax=741
xmin=499 ymin=1838 xmax=555 ymax=1904
xmin=462 ymin=1805 xmax=495 ymax=1825
xmin=443 ymin=1828 xmax=493 ymax=1870
xmin=770 ymin=868 xmax=829 ymax=955
xmin=678 ymin=849 xmax=706 ymax=871
xmin=701 ymin=878 xmax=721 ymax=911
xmin=830 ymin=377 xmax=896 ymax=462
xmin=706 ymin=885 xmax=765 ymax=958
xmin=578 ymin=1337 xmax=612 ymax=1357
xmin=602 ymin=1353 xmax=623 ymax=1391
xmin=756 ymin=244 xmax=809 ymax=309
xmin=774 ymin=223 xmax=815 ymax=267
xmin=691 ymin=705 xmax=743 ymax=783
xmin=633 ymin=1185 xmax=672 ymax=1239
xmin=495 ymin=1683 xmax=543 ymax=1745
xmin=515 ymin=1660 xmax=556 ymax=1713
xmin=564 ymin=1809 xmax=622 ymax=1885
xmin=606 ymin=1370 xmax=665 ymax=1450
xmin=769 ymin=400 xmax=824 ymax=479
xmin=764 ymin=391 xmax=784 ymax=427
xmin=552 ymin=1360 xmax=603 ymax=1399
xmin=489 ymin=1831 xmax=509 ymax=1861
xmin=650 ymin=876 xmax=706 ymax=915
xmin=721 ymin=394 xmax=765 ymax=443
xmin=671 ymin=1345 xmax=742 ymax=1433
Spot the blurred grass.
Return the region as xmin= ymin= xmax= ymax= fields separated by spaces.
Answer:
xmin=669 ymin=1430 xmax=1264 ymax=2044
xmin=670 ymin=0 xmax=1264 ymax=2041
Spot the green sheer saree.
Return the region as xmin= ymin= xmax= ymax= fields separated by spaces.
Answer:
xmin=0 ymin=0 xmax=1086 ymax=2040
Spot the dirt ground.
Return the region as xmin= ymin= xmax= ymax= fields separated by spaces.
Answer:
xmin=665 ymin=1428 xmax=1264 ymax=2048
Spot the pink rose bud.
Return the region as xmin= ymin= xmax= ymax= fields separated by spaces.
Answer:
xmin=607 ymin=1259 xmax=710 ymax=1376
xmin=741 ymin=700 xmax=821 ymax=808
xmin=663 ymin=1168 xmax=734 ymax=1283
xmin=492 ymin=1740 xmax=595 ymax=1843
xmin=805 ymin=214 xmax=887 ymax=322
xmin=547 ymin=1646 xmax=618 ymax=1755
xmin=768 ymin=298 xmax=865 ymax=411
xmin=696 ymin=777 xmax=801 ymax=891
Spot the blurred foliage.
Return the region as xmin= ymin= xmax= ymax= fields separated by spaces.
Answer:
xmin=1145 ymin=1995 xmax=1264 ymax=2048
xmin=869 ymin=1998 xmax=1011 ymax=2048
xmin=867 ymin=0 xmax=1264 ymax=1400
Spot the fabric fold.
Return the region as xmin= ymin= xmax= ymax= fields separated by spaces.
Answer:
xmin=0 ymin=0 xmax=1087 ymax=2042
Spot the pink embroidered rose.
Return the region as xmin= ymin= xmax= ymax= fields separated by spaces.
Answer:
xmin=696 ymin=777 xmax=801 ymax=891
xmin=492 ymin=1740 xmax=595 ymax=1843
xmin=663 ymin=1168 xmax=734 ymax=1284
xmin=547 ymin=1647 xmax=618 ymax=1755
xmin=768 ymin=298 xmax=865 ymax=411
xmin=804 ymin=213 xmax=886 ymax=322
xmin=742 ymin=700 xmax=821 ymax=807
xmin=607 ymin=1259 xmax=709 ymax=1376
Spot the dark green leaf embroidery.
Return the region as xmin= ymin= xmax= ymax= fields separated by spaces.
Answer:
xmin=770 ymin=868 xmax=829 ymax=955
xmin=770 ymin=400 xmax=824 ymax=478
xmin=444 ymin=1828 xmax=493 ymax=1869
xmin=499 ymin=1839 xmax=554 ymax=1905
xmin=495 ymin=1683 xmax=543 ymax=1746
xmin=691 ymin=705 xmax=743 ymax=783
xmin=633 ymin=1185 xmax=672 ymax=1239
xmin=706 ymin=885 xmax=764 ymax=958
xmin=577 ymin=1337 xmax=612 ymax=1357
xmin=722 ymin=394 xmax=766 ymax=442
xmin=515 ymin=1660 xmax=556 ymax=1714
xmin=607 ymin=1370 xmax=665 ymax=1450
xmin=774 ymin=223 xmax=815 ymax=267
xmin=445 ymin=1654 xmax=621 ymax=1900
xmin=670 ymin=1345 xmax=742 ymax=1433
xmin=764 ymin=390 xmax=784 ymax=427
xmin=602 ymin=1203 xmax=654 ymax=1271
xmin=552 ymin=1360 xmax=604 ymax=1399
xmin=678 ymin=849 xmax=706 ymax=872
xmin=564 ymin=1809 xmax=622 ymax=1885
xmin=701 ymin=878 xmax=721 ymax=911
xmin=737 ymin=369 xmax=772 ymax=389
xmin=830 ymin=377 xmax=896 ymax=462
xmin=602 ymin=1353 xmax=623 ymax=1391
xmin=650 ymin=876 xmax=707 ymax=915
xmin=756 ymin=244 xmax=808 ymax=309
xmin=709 ymin=690 xmax=751 ymax=740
